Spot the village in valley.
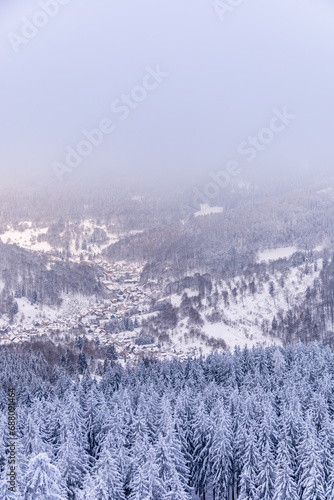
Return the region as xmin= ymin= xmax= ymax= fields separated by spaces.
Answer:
xmin=0 ymin=219 xmax=307 ymax=363
xmin=0 ymin=255 xmax=200 ymax=363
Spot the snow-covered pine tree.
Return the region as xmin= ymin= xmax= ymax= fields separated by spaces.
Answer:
xmin=129 ymin=444 xmax=166 ymax=500
xmin=154 ymin=433 xmax=191 ymax=499
xmin=191 ymin=399 xmax=213 ymax=498
xmin=209 ymin=405 xmax=233 ymax=499
xmin=273 ymin=440 xmax=298 ymax=500
xmin=24 ymin=453 xmax=67 ymax=500
xmin=238 ymin=428 xmax=260 ymax=500
xmin=92 ymin=446 xmax=126 ymax=499
xmin=297 ymin=413 xmax=326 ymax=500
xmin=56 ymin=432 xmax=89 ymax=499
xmin=21 ymin=413 xmax=48 ymax=457
xmin=256 ymin=440 xmax=276 ymax=500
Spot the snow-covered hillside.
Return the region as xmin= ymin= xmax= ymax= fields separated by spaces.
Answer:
xmin=0 ymin=223 xmax=51 ymax=252
xmin=0 ymin=219 xmax=121 ymax=261
xmin=166 ymin=256 xmax=321 ymax=356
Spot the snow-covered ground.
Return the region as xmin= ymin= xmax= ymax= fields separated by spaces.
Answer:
xmin=69 ymin=220 xmax=119 ymax=256
xmin=203 ymin=263 xmax=319 ymax=349
xmin=0 ymin=294 xmax=96 ymax=330
xmin=257 ymin=246 xmax=297 ymax=263
xmin=0 ymin=219 xmax=123 ymax=264
xmin=170 ymin=289 xmax=200 ymax=307
xmin=0 ymin=224 xmax=51 ymax=252
xmin=0 ymin=218 xmax=146 ymax=267
xmin=194 ymin=204 xmax=224 ymax=217
xmin=167 ymin=259 xmax=321 ymax=354
xmin=15 ymin=298 xmax=57 ymax=323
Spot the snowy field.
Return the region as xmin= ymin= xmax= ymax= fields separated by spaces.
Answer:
xmin=0 ymin=223 xmax=51 ymax=252
xmin=194 ymin=204 xmax=224 ymax=217
xmin=257 ymin=246 xmax=297 ymax=263
xmin=0 ymin=219 xmax=121 ymax=257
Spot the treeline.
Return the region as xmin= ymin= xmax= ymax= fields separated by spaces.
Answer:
xmin=1 ymin=343 xmax=334 ymax=498
xmin=1 ymin=335 xmax=120 ymax=376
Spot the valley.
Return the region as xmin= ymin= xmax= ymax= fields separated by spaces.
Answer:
xmin=0 ymin=181 xmax=333 ymax=365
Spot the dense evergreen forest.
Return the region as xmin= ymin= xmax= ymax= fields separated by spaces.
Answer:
xmin=1 ymin=343 xmax=334 ymax=499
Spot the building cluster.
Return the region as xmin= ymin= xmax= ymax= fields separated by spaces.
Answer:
xmin=0 ymin=259 xmax=204 ymax=361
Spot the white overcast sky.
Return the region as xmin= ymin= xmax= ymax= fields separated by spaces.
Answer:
xmin=1 ymin=0 xmax=334 ymax=188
